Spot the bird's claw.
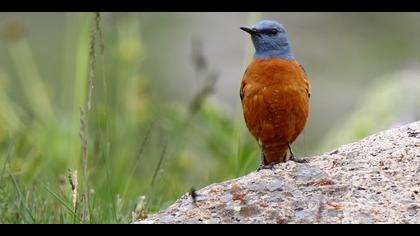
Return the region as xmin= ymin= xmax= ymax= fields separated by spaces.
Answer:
xmin=289 ymin=155 xmax=308 ymax=163
xmin=257 ymin=163 xmax=276 ymax=171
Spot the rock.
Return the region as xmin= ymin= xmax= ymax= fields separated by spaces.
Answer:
xmin=135 ymin=120 xmax=420 ymax=224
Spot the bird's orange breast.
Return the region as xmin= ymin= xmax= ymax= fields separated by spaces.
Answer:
xmin=240 ymin=58 xmax=310 ymax=164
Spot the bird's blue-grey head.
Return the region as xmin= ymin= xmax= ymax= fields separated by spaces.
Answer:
xmin=240 ymin=20 xmax=294 ymax=60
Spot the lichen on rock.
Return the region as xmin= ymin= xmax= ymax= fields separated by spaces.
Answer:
xmin=136 ymin=121 xmax=420 ymax=224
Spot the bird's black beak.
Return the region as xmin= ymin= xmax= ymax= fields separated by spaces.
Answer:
xmin=240 ymin=26 xmax=257 ymax=35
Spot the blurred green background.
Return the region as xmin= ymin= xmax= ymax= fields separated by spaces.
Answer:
xmin=0 ymin=12 xmax=419 ymax=223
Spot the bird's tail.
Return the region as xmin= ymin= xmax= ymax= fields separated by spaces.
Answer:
xmin=262 ymin=142 xmax=288 ymax=165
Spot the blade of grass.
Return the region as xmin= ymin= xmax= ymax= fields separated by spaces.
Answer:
xmin=65 ymin=13 xmax=92 ymax=171
xmin=88 ymin=12 xmax=119 ymax=223
xmin=78 ymin=106 xmax=89 ymax=222
xmin=1 ymin=140 xmax=14 ymax=182
xmin=122 ymin=121 xmax=155 ymax=198
xmin=8 ymin=170 xmax=34 ymax=223
xmin=83 ymin=12 xmax=105 ymax=223
xmin=145 ymin=141 xmax=168 ymax=212
xmin=87 ymin=13 xmax=99 ymax=112
xmin=104 ymin=144 xmax=117 ymax=223
xmin=43 ymin=185 xmax=84 ymax=223
xmin=79 ymin=12 xmax=100 ymax=222
xmin=149 ymin=142 xmax=167 ymax=191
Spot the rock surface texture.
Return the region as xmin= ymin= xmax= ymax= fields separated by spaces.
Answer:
xmin=136 ymin=121 xmax=420 ymax=224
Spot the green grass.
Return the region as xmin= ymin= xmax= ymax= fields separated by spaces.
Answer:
xmin=0 ymin=12 xmax=259 ymax=224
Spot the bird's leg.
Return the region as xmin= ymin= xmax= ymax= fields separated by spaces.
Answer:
xmin=257 ymin=144 xmax=275 ymax=171
xmin=259 ymin=144 xmax=265 ymax=165
xmin=288 ymin=143 xmax=308 ymax=163
xmin=288 ymin=143 xmax=295 ymax=160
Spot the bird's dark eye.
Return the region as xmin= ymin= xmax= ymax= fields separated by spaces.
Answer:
xmin=264 ymin=29 xmax=278 ymax=35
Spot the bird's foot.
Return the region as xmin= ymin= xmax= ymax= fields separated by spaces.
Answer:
xmin=287 ymin=142 xmax=308 ymax=163
xmin=289 ymin=155 xmax=308 ymax=163
xmin=257 ymin=163 xmax=276 ymax=171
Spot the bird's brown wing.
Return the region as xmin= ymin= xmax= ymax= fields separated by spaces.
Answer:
xmin=240 ymin=81 xmax=245 ymax=103
xmin=239 ymin=68 xmax=248 ymax=103
xmin=299 ymin=64 xmax=311 ymax=98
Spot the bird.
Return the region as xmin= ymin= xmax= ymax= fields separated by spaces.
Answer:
xmin=239 ymin=20 xmax=310 ymax=170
